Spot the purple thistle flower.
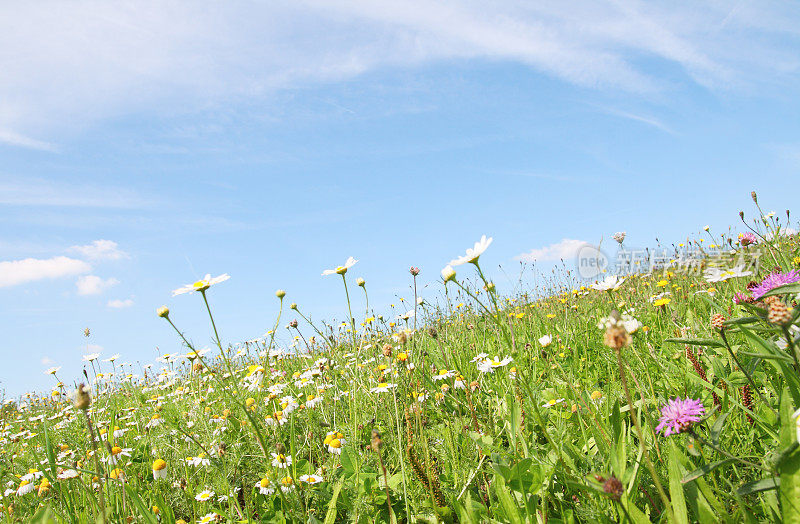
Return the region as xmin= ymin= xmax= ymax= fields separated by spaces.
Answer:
xmin=750 ymin=270 xmax=800 ymax=300
xmin=656 ymin=397 xmax=705 ymax=436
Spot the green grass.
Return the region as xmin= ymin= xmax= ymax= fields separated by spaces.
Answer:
xmin=3 ymin=197 xmax=800 ymax=523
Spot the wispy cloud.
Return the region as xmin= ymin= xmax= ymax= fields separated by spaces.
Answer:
xmin=0 ymin=177 xmax=148 ymax=208
xmin=515 ymin=238 xmax=589 ymax=262
xmin=76 ymin=275 xmax=119 ymax=296
xmin=70 ymin=240 xmax=129 ymax=261
xmin=592 ymin=106 xmax=676 ymax=135
xmin=0 ymin=1 xmax=797 ymax=144
xmin=107 ymin=298 xmax=134 ymax=308
xmin=0 ymin=256 xmax=91 ymax=288
xmin=0 ymin=128 xmax=57 ymax=151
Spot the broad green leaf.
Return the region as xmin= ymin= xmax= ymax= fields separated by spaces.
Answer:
xmin=493 ymin=475 xmax=524 ymax=524
xmin=780 ymin=389 xmax=800 ymax=523
xmin=323 ymin=479 xmax=344 ymax=524
xmin=669 ymin=442 xmax=689 ymax=524
xmin=737 ymin=476 xmax=779 ymax=496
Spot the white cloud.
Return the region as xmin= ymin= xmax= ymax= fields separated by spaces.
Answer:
xmin=40 ymin=356 xmax=55 ymax=365
xmin=0 ymin=256 xmax=91 ymax=288
xmin=76 ymin=275 xmax=119 ymax=295
xmin=515 ymin=238 xmax=589 ymax=262
xmin=71 ymin=240 xmax=128 ymax=261
xmin=0 ymin=1 xmax=797 ymax=144
xmin=107 ymin=298 xmax=134 ymax=308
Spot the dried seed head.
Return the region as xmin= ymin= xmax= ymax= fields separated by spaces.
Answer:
xmin=603 ymin=476 xmax=624 ymax=501
xmin=751 ymin=191 xmax=758 ymax=203
xmin=428 ymin=327 xmax=438 ymax=339
xmin=382 ymin=343 xmax=393 ymax=357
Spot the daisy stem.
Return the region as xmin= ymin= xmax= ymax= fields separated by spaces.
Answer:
xmin=294 ymin=307 xmax=334 ymax=350
xmin=340 ymin=274 xmax=358 ymax=350
xmin=266 ymin=297 xmax=284 ymax=356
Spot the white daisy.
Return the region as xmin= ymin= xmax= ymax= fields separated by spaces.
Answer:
xmin=172 ymin=274 xmax=230 ymax=296
xmin=449 ymin=235 xmax=493 ymax=266
xmin=322 ymin=257 xmax=358 ymax=276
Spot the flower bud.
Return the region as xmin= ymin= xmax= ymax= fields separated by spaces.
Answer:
xmin=157 ymin=306 xmax=169 ymax=318
xmin=356 ymin=278 xmax=365 ymax=287
xmin=409 ymin=267 xmax=420 ymax=276
xmin=441 ymin=265 xmax=456 ymax=283
xmin=290 ymin=302 xmax=298 ymax=310
xmin=275 ymin=289 xmax=286 ymax=299
xmin=751 ymin=191 xmax=758 ymax=203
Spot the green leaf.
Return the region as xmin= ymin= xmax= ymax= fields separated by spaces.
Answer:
xmin=493 ymin=475 xmax=524 ymax=524
xmin=681 ymin=458 xmax=735 ymax=484
xmin=340 ymin=448 xmax=356 ymax=475
xmin=323 ymin=479 xmax=344 ymax=524
xmin=780 ymin=389 xmax=800 ymax=523
xmin=710 ymin=412 xmax=729 ymax=447
xmin=762 ymin=283 xmax=800 ymax=298
xmin=124 ymin=484 xmax=159 ymax=524
xmin=737 ymin=476 xmax=779 ymax=496
xmin=669 ymin=442 xmax=689 ymax=524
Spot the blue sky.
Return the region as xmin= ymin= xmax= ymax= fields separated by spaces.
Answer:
xmin=2 ymin=1 xmax=800 ymax=396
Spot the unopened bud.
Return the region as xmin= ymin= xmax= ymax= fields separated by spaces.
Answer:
xmin=441 ymin=265 xmax=456 ymax=283
xmin=710 ymin=313 xmax=725 ymax=330
xmin=290 ymin=303 xmax=298 ymax=310
xmin=409 ymin=267 xmax=420 ymax=276
xmin=768 ymin=301 xmax=792 ymax=326
xmin=751 ymin=191 xmax=758 ymax=203
xmin=157 ymin=306 xmax=169 ymax=318
xmin=275 ymin=289 xmax=286 ymax=299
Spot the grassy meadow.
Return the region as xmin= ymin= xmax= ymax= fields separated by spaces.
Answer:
xmin=4 ymin=194 xmax=800 ymax=523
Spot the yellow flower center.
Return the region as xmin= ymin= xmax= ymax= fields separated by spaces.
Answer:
xmin=153 ymin=459 xmax=167 ymax=471
xmin=192 ymin=280 xmax=210 ymax=291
